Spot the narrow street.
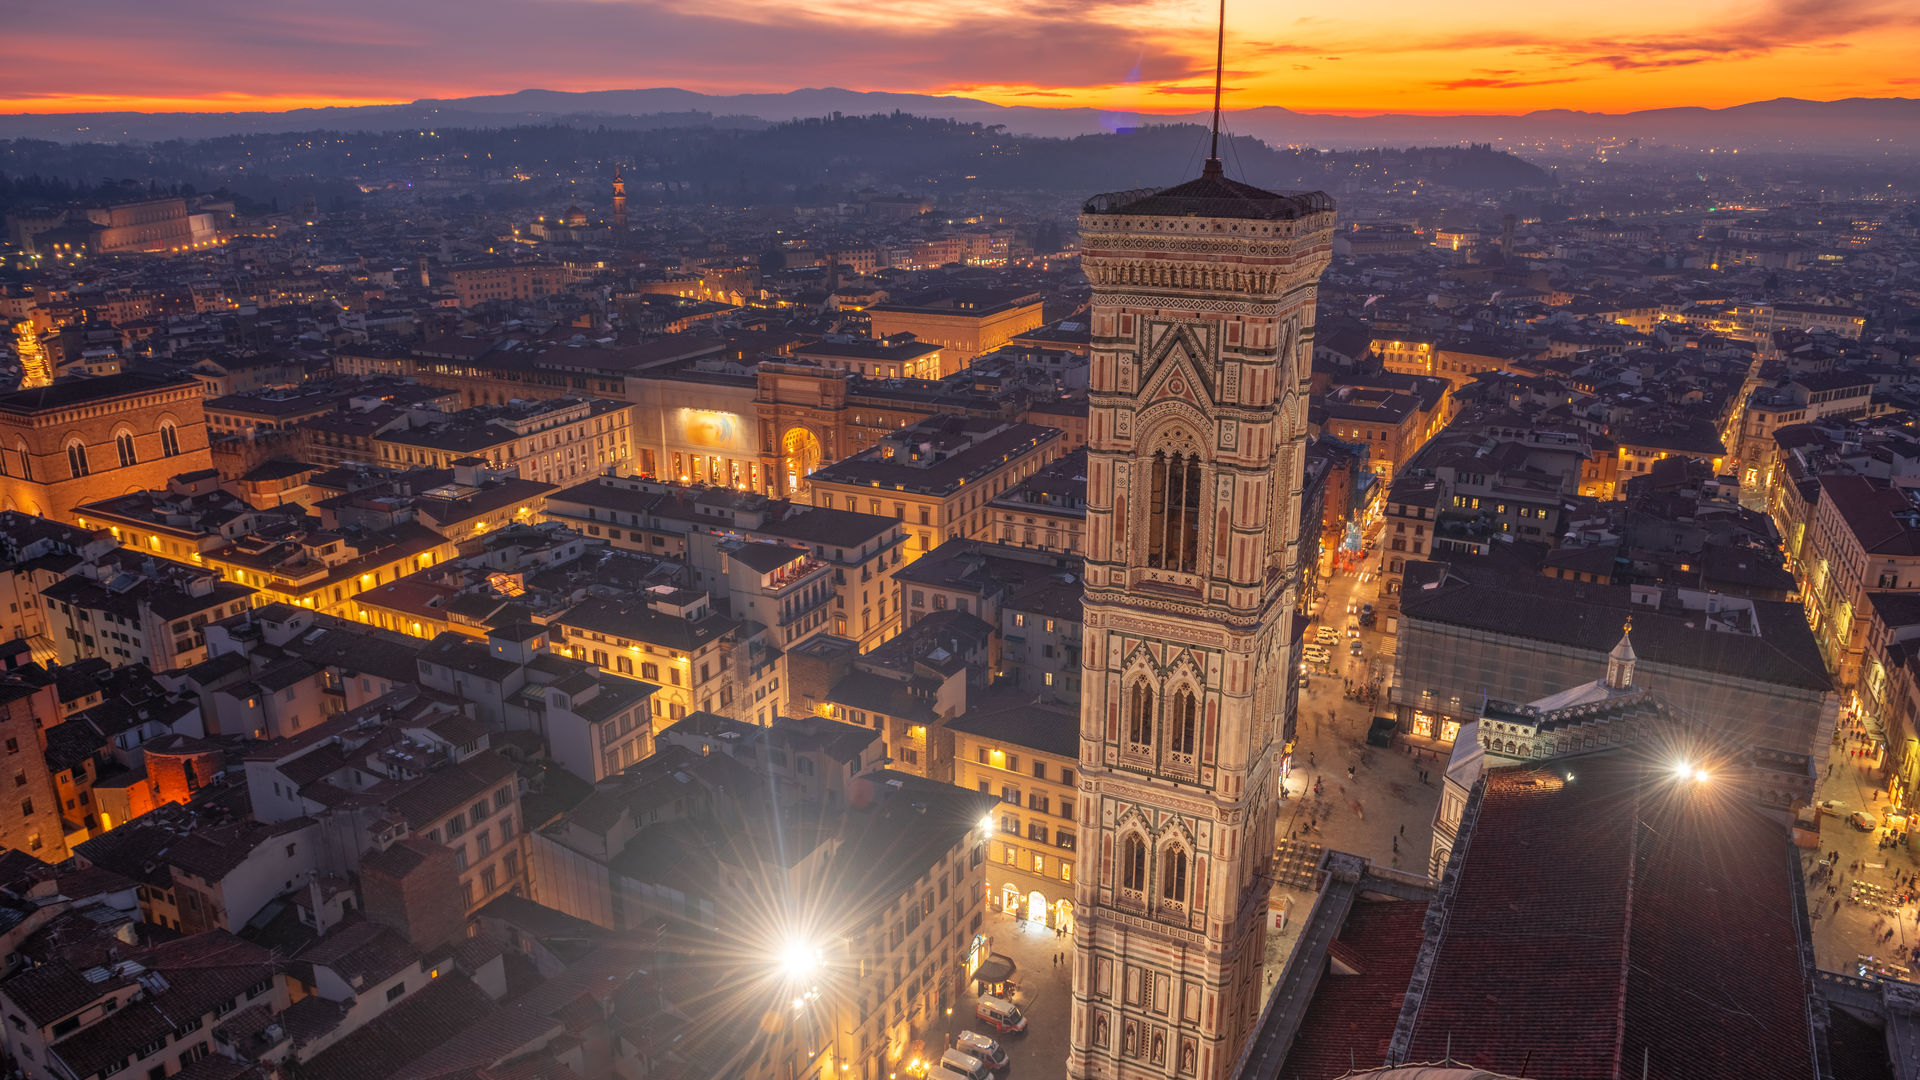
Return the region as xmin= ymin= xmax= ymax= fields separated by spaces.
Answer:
xmin=1805 ymin=724 xmax=1920 ymax=981
xmin=1281 ymin=550 xmax=1441 ymax=876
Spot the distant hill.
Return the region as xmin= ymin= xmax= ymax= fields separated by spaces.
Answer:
xmin=3 ymin=88 xmax=1914 ymax=154
xmin=0 ymin=116 xmax=1553 ymax=216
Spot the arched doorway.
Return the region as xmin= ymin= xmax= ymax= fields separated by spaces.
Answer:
xmin=1027 ymin=890 xmax=1046 ymax=924
xmin=1053 ymin=899 xmax=1074 ymax=933
xmin=782 ymin=427 xmax=823 ymax=496
xmin=1000 ymin=883 xmax=1021 ymax=914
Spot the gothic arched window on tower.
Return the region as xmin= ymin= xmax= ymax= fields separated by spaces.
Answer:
xmin=1145 ymin=451 xmax=1203 ymax=573
xmin=1126 ymin=679 xmax=1155 ymax=750
xmin=1168 ymin=688 xmax=1198 ymax=763
xmin=1120 ymin=834 xmax=1146 ymax=895
xmin=115 ymin=432 xmax=136 ymax=469
xmin=66 ymin=441 xmax=89 ymax=479
xmin=160 ymin=422 xmax=181 ymax=458
xmin=1161 ymin=847 xmax=1188 ymax=906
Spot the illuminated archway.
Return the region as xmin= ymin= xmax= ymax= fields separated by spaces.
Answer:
xmin=1054 ymin=899 xmax=1074 ymax=933
xmin=781 ymin=427 xmax=823 ymax=496
xmin=1027 ymin=890 xmax=1046 ymax=923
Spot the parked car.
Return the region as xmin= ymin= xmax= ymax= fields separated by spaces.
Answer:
xmin=941 ymin=1049 xmax=992 ymax=1080
xmin=1851 ymin=811 xmax=1879 ymax=831
xmin=975 ymin=996 xmax=1026 ymax=1033
xmin=956 ymin=1032 xmax=1009 ymax=1070
xmin=1297 ymin=673 xmax=1311 ymax=689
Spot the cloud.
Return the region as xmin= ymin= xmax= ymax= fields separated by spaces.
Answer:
xmin=0 ymin=0 xmax=1209 ymax=108
xmin=0 ymin=0 xmax=1913 ymax=116
xmin=1573 ymin=55 xmax=1713 ymax=71
xmin=1431 ymin=75 xmax=1580 ymax=91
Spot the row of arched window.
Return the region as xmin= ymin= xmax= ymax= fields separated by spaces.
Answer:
xmin=1144 ymin=450 xmax=1203 ymax=573
xmin=1125 ymin=679 xmax=1199 ymax=759
xmin=32 ymin=423 xmax=185 ymax=481
xmin=1119 ymin=833 xmax=1189 ymax=906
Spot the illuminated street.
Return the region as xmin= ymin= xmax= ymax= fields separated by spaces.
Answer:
xmin=1806 ymin=742 xmax=1920 ymax=980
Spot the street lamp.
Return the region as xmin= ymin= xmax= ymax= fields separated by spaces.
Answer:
xmin=780 ymin=941 xmax=820 ymax=983
xmin=1672 ymin=760 xmax=1709 ymax=783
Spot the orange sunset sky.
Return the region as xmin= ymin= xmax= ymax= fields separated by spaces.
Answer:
xmin=0 ymin=0 xmax=1915 ymax=116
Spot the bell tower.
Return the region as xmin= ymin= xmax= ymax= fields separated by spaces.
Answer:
xmin=1066 ymin=154 xmax=1334 ymax=1077
xmin=611 ymin=164 xmax=628 ymax=234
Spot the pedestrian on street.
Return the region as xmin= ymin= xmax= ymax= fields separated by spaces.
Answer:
xmin=1392 ymin=835 xmax=1399 ymax=853
xmin=1401 ymin=824 xmax=1407 ymax=836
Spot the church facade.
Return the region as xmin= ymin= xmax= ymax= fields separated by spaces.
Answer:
xmin=1067 ymin=163 xmax=1335 ymax=1080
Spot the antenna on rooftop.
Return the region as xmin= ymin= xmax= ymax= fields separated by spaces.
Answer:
xmin=1206 ymin=0 xmax=1226 ymax=176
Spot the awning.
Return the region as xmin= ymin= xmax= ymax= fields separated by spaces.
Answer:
xmin=973 ymin=953 xmax=1014 ymax=983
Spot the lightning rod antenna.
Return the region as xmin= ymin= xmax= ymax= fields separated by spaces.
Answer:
xmin=1207 ymin=0 xmax=1226 ymax=174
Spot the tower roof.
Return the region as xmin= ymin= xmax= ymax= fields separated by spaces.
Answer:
xmin=1084 ymin=166 xmax=1333 ymax=222
xmin=1610 ymin=621 xmax=1637 ymax=665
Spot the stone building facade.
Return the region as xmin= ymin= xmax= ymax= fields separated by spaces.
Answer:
xmin=1067 ymin=161 xmax=1335 ymax=1080
xmin=0 ymin=373 xmax=210 ymax=520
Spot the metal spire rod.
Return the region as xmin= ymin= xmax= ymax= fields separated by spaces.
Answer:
xmin=1208 ymin=0 xmax=1226 ymax=166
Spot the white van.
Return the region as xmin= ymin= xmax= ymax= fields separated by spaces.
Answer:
xmin=940 ymin=1049 xmax=991 ymax=1080
xmin=928 ymin=1068 xmax=972 ymax=1080
xmin=956 ymin=1031 xmax=1008 ymax=1069
xmin=975 ymin=995 xmax=1027 ymax=1033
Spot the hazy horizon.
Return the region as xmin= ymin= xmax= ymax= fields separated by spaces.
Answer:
xmin=4 ymin=0 xmax=1917 ymax=117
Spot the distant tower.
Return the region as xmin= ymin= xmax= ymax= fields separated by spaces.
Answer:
xmin=612 ymin=165 xmax=628 ymax=233
xmin=1605 ymin=618 xmax=1637 ymax=690
xmin=1501 ymin=212 xmax=1517 ymax=258
xmin=1067 ymin=36 xmax=1336 ymax=1080
xmin=14 ymin=323 xmax=50 ymax=390
xmin=416 ymin=256 xmax=431 ymax=289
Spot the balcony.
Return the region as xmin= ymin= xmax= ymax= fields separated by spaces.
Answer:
xmin=764 ymin=558 xmax=828 ymax=592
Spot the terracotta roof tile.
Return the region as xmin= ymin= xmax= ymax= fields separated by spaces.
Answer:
xmin=1402 ymin=752 xmax=1814 ymax=1079
xmin=1281 ymin=899 xmax=1428 ymax=1080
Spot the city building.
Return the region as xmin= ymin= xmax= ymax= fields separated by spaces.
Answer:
xmin=540 ymin=477 xmax=907 ymax=651
xmin=443 ymin=261 xmax=570 ymax=308
xmin=372 ymin=396 xmax=635 ymax=485
xmin=1798 ymin=472 xmax=1920 ymax=687
xmin=1391 ymin=545 xmax=1835 ymax=767
xmin=0 ymin=373 xmax=211 ymax=521
xmin=529 ymin=750 xmax=995 ymax=1080
xmin=553 ymin=587 xmax=736 ymax=725
xmin=40 ymin=548 xmax=255 ymax=672
xmin=949 ymin=692 xmax=1079 ymax=930
xmin=0 ymin=931 xmax=287 ymax=1080
xmin=987 ymin=446 xmax=1089 ymax=555
xmin=866 ymin=290 xmax=1044 ymax=367
xmin=807 ymin=416 xmax=1065 ymax=561
xmin=1068 ymin=160 xmax=1335 ymax=1080
xmin=793 ymin=334 xmax=945 ymax=380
